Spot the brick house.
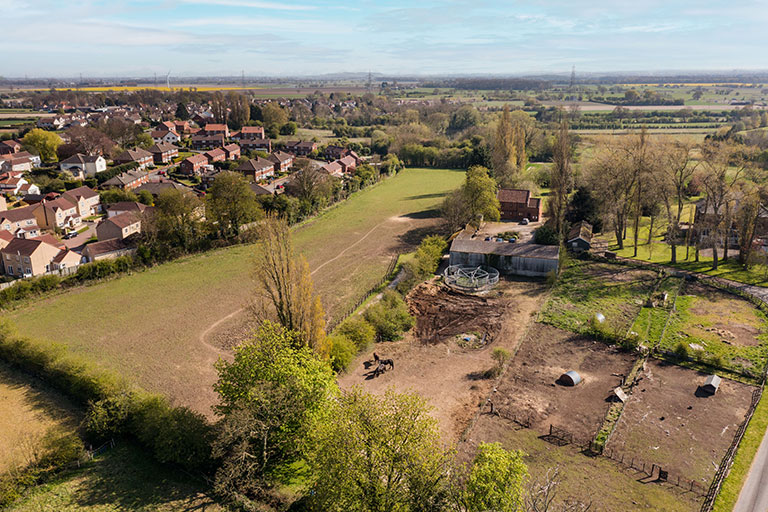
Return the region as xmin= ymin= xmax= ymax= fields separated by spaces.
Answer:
xmin=0 ymin=206 xmax=40 ymax=238
xmin=179 ymin=153 xmax=209 ymax=176
xmin=338 ymin=155 xmax=357 ymax=173
xmin=321 ymin=161 xmax=344 ymax=178
xmin=59 ymin=153 xmax=107 ymax=178
xmin=284 ymin=140 xmax=317 ymax=156
xmin=150 ymin=129 xmax=181 ymax=145
xmin=222 ymin=143 xmax=241 ymax=160
xmin=33 ymin=197 xmax=81 ymax=230
xmin=102 ymin=169 xmax=150 ymax=191
xmin=240 ymin=138 xmax=272 ymax=152
xmin=237 ymin=126 xmax=265 ymax=140
xmin=2 ymin=237 xmax=64 ymax=277
xmin=147 ymin=143 xmax=179 ymax=164
xmin=96 ymin=212 xmax=141 ymax=240
xmin=237 ymin=157 xmax=275 ymax=182
xmin=204 ymin=147 xmax=227 ymax=164
xmin=268 ymin=151 xmax=294 ymax=173
xmin=203 ymin=123 xmax=229 ymax=138
xmin=61 ymin=186 xmax=101 ymax=217
xmin=497 ymin=189 xmax=542 ymax=222
xmin=190 ymin=134 xmax=226 ymax=149
xmin=113 ymin=147 xmax=154 ymax=170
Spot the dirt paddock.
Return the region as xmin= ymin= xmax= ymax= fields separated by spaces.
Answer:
xmin=492 ymin=324 xmax=637 ymax=443
xmin=607 ymin=358 xmax=755 ymax=483
xmin=338 ymin=278 xmax=547 ymax=441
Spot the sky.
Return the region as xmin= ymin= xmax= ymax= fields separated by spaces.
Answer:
xmin=2 ymin=0 xmax=767 ymax=78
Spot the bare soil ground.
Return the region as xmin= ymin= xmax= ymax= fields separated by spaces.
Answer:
xmin=462 ymin=415 xmax=701 ymax=511
xmin=608 ymin=359 xmax=755 ymax=484
xmin=492 ymin=323 xmax=636 ymax=443
xmin=338 ymin=278 xmax=548 ymax=442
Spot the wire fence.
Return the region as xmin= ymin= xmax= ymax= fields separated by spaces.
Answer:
xmin=603 ymin=445 xmax=708 ymax=497
xmin=326 ymin=253 xmax=400 ymax=332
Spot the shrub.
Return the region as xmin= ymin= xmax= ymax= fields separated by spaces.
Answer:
xmin=491 ymin=347 xmax=510 ymax=367
xmin=328 ymin=334 xmax=357 ymax=372
xmin=37 ymin=429 xmax=85 ymax=468
xmin=335 ymin=317 xmax=376 ymax=351
xmin=364 ymin=290 xmax=415 ymax=342
xmin=83 ymin=393 xmax=136 ymax=443
xmin=534 ymin=224 xmax=559 ymax=245
xmin=674 ymin=341 xmax=689 ymax=360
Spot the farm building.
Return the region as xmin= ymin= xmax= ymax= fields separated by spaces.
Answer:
xmin=559 ymin=370 xmax=582 ymax=386
xmin=448 ymin=235 xmax=559 ymax=277
xmin=497 ymin=188 xmax=542 ymax=222
xmin=567 ymin=221 xmax=593 ymax=252
xmin=702 ymin=374 xmax=721 ymax=395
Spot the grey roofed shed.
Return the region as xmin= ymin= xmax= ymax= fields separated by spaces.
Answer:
xmin=558 ymin=370 xmax=582 ymax=386
xmin=702 ymin=374 xmax=721 ymax=395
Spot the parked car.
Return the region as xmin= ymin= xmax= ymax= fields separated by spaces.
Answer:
xmin=520 ymin=218 xmax=530 ymax=225
xmin=63 ymin=231 xmax=78 ymax=239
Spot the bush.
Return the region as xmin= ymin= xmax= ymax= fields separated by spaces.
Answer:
xmin=83 ymin=393 xmax=136 ymax=443
xmin=364 ymin=290 xmax=415 ymax=341
xmin=335 ymin=317 xmax=376 ymax=351
xmin=37 ymin=429 xmax=85 ymax=468
xmin=534 ymin=224 xmax=559 ymax=245
xmin=674 ymin=341 xmax=690 ymax=360
xmin=328 ymin=334 xmax=357 ymax=372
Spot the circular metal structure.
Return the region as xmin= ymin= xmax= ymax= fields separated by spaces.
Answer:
xmin=443 ymin=264 xmax=500 ymax=292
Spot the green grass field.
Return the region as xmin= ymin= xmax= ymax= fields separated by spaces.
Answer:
xmin=6 ymin=442 xmax=223 ymax=512
xmin=540 ymin=260 xmax=659 ymax=336
xmin=5 ymin=167 xmax=465 ymax=415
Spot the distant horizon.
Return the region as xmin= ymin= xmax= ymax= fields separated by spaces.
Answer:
xmin=5 ymin=69 xmax=768 ymax=82
xmin=3 ymin=0 xmax=766 ymax=78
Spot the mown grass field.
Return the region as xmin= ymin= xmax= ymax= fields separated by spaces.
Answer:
xmin=5 ymin=167 xmax=465 ymax=415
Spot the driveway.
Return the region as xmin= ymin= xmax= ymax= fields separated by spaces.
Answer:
xmin=64 ymin=222 xmax=96 ymax=251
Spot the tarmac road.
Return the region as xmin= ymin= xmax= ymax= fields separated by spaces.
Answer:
xmin=733 ymin=425 xmax=768 ymax=512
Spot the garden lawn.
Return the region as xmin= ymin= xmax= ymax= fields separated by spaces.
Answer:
xmin=5 ymin=168 xmax=464 ymax=415
xmin=598 ymin=214 xmax=768 ymax=287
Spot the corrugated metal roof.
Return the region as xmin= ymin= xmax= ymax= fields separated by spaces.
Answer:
xmin=450 ymin=238 xmax=559 ymax=260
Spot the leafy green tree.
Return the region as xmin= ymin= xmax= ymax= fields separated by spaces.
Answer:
xmin=22 ymin=128 xmax=61 ymax=162
xmin=212 ymin=321 xmax=336 ymax=504
xmin=335 ymin=317 xmax=376 ymax=351
xmin=206 ymin=171 xmax=262 ymax=238
xmin=442 ymin=166 xmax=500 ymax=230
xmin=364 ymin=290 xmax=414 ymax=341
xmin=449 ymin=105 xmax=481 ymax=133
xmin=143 ymin=189 xmax=204 ymax=255
xmin=459 ymin=442 xmax=528 ymax=512
xmin=492 ymin=105 xmax=517 ymax=184
xmin=305 ymin=387 xmax=451 ymax=512
xmin=99 ymin=188 xmax=138 ymax=205
xmin=137 ymin=189 xmax=154 ymax=206
xmin=280 ymin=121 xmax=298 ymax=135
xmin=328 ymin=334 xmax=356 ymax=372
xmin=262 ymin=102 xmax=288 ymax=130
